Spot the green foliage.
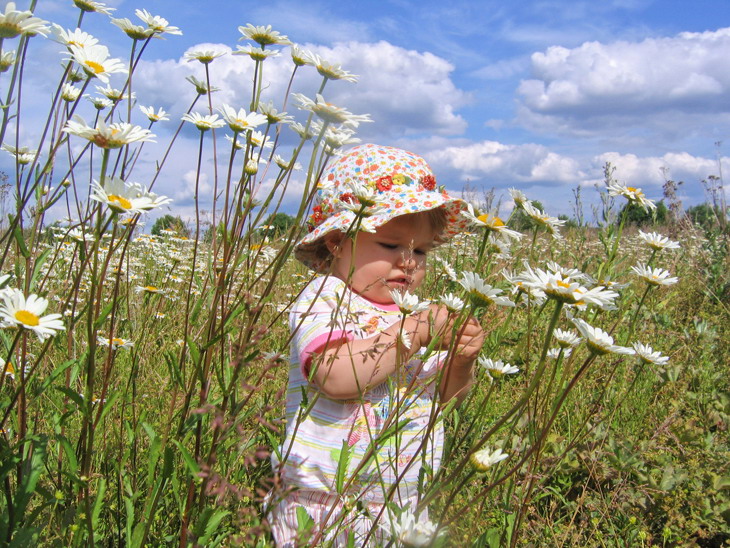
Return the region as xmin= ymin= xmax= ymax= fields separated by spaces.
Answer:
xmin=686 ymin=202 xmax=726 ymax=229
xmin=151 ymin=214 xmax=191 ymax=237
xmin=618 ymin=199 xmax=668 ymax=226
xmin=262 ymin=212 xmax=296 ymax=236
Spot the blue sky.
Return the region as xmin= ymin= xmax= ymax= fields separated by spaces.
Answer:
xmin=4 ymin=0 xmax=730 ymax=222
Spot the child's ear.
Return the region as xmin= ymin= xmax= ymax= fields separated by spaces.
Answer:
xmin=324 ymin=232 xmax=343 ymax=256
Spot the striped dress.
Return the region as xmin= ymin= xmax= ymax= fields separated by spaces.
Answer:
xmin=272 ymin=276 xmax=445 ymax=511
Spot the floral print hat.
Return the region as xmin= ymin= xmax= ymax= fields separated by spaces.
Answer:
xmin=295 ymin=143 xmax=469 ymax=272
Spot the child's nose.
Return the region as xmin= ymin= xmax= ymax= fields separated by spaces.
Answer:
xmin=398 ymin=253 xmax=417 ymax=270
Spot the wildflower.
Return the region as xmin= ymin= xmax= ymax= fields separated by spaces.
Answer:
xmin=509 ymin=187 xmax=528 ymax=208
xmin=289 ymin=121 xmax=315 ymax=140
xmin=391 ymin=290 xmax=430 ymax=315
xmin=185 ymin=75 xmax=219 ymax=95
xmin=630 ymin=264 xmax=678 ymax=287
xmin=225 ymin=134 xmax=245 ymax=150
xmin=97 ymin=335 xmax=133 ymax=350
xmin=63 ymin=117 xmax=154 ymax=148
xmin=2 ymin=359 xmax=15 ymax=380
xmin=522 ymin=201 xmax=566 ymax=238
xmin=459 ymin=272 xmax=515 ymax=308
xmin=273 ymin=154 xmax=301 ymax=171
xmin=517 ymin=265 xmax=618 ymax=309
xmin=238 ymin=24 xmax=291 ymax=46
xmin=290 ymin=43 xmax=315 ymax=66
xmin=184 ymin=48 xmax=226 ymax=64
xmin=244 ymin=159 xmax=260 ymax=175
xmin=61 ymin=83 xmax=81 ymax=102
xmin=324 ymin=126 xmax=360 ymax=150
xmin=73 ymin=0 xmax=115 ymax=15
xmin=293 ymin=93 xmax=372 ymax=127
xmin=65 ymin=227 xmax=94 ymax=243
xmin=392 ymin=511 xmax=440 ymax=547
xmin=111 ymin=17 xmax=154 ymax=40
xmin=139 ymin=105 xmax=169 ymax=123
xmin=0 ymin=50 xmax=15 ymax=72
xmin=68 ymin=44 xmax=126 ymax=83
xmin=632 ymin=343 xmax=669 ymax=366
xmin=0 ymin=289 xmax=65 ymax=340
xmin=90 ymin=176 xmax=171 ymax=214
xmin=218 ymin=105 xmax=267 ymax=133
xmin=2 ymin=144 xmax=36 ymax=165
xmin=134 ymin=9 xmax=182 ymax=37
xmin=478 ymin=357 xmax=519 ymax=380
xmin=440 ymin=293 xmax=465 ymax=313
xmin=571 ymin=318 xmax=635 ymax=356
xmin=638 ymin=230 xmax=680 ymax=251
xmin=547 ymin=347 xmax=572 ymax=359
xmin=607 ymin=182 xmax=656 ymax=212
xmin=50 ymin=25 xmax=98 ymax=51
xmin=234 ymin=45 xmax=280 ymax=61
xmin=96 ymin=84 xmax=134 ymax=103
xmin=135 ymin=285 xmax=164 ymax=295
xmin=435 ymin=257 xmax=459 ymax=282
xmin=554 ymin=329 xmax=581 ymax=348
xmin=0 ymin=2 xmax=49 ymax=38
xmin=470 ymin=446 xmax=509 ymax=471
xmin=86 ymin=95 xmax=112 ymax=110
xmin=257 ymin=101 xmax=293 ymax=125
xmin=462 ymin=203 xmax=522 ymax=240
xmin=181 ymin=112 xmax=225 ymax=131
xmin=308 ymin=53 xmax=358 ymax=82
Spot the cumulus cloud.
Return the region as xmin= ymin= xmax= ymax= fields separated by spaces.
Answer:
xmin=428 ymin=140 xmax=585 ymax=186
xmin=516 ymin=27 xmax=730 ymax=138
xmin=589 ymin=151 xmax=721 ymax=191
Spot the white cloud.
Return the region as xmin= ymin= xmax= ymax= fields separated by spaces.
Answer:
xmin=590 ymin=151 xmax=721 ymax=191
xmin=428 ymin=140 xmax=584 ymax=185
xmin=517 ymin=27 xmax=730 ymax=137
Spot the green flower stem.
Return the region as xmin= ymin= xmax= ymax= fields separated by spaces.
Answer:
xmin=624 ymin=283 xmax=652 ymax=344
xmin=423 ymin=300 xmax=564 ymax=508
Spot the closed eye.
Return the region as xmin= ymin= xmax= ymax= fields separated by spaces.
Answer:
xmin=378 ymin=243 xmax=398 ymax=250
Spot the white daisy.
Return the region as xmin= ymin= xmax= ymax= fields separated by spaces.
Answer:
xmin=0 ymin=289 xmax=65 ymax=340
xmin=632 ymin=342 xmax=669 ymax=366
xmin=390 ymin=290 xmax=430 ymax=315
xmin=90 ymin=176 xmax=171 ymax=214
xmin=470 ymin=446 xmax=509 ymax=471
xmin=630 ymin=264 xmax=679 ymax=287
xmin=638 ymin=231 xmax=680 ymax=251
xmin=478 ymin=357 xmax=520 ymax=380
xmin=572 ymin=318 xmax=635 ymax=356
xmin=459 ymin=272 xmax=515 ymax=308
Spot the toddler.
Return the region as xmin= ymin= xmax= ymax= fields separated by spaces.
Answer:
xmin=270 ymin=144 xmax=485 ymax=546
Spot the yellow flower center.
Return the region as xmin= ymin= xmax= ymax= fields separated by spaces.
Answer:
xmin=477 ymin=214 xmax=504 ymax=227
xmin=145 ymin=286 xmax=158 ymax=292
xmin=556 ymin=280 xmax=572 ymax=289
xmin=84 ymin=60 xmax=105 ymax=74
xmin=108 ymin=195 xmax=132 ymax=210
xmin=15 ymin=310 xmax=40 ymax=326
xmin=112 ymin=338 xmax=124 ymax=346
xmin=4 ymin=361 xmax=14 ymax=375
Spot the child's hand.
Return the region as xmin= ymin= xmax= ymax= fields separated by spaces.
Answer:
xmin=431 ymin=309 xmax=485 ymax=365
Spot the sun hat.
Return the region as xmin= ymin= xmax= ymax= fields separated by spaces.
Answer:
xmin=294 ymin=143 xmax=469 ymax=272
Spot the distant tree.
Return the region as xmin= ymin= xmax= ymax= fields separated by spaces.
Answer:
xmin=558 ymin=214 xmax=579 ymax=229
xmin=618 ymin=200 xmax=668 ymax=227
xmin=261 ymin=212 xmax=296 ymax=236
xmin=686 ymin=202 xmax=724 ymax=229
xmin=151 ymin=214 xmax=190 ymax=237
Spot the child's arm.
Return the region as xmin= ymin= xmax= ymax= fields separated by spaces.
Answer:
xmin=310 ymin=309 xmax=440 ymax=400
xmin=438 ymin=315 xmax=485 ymax=405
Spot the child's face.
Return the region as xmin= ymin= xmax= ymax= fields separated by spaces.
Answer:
xmin=329 ymin=213 xmax=437 ymax=304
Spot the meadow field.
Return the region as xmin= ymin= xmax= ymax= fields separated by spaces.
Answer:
xmin=0 ymin=2 xmax=728 ymax=546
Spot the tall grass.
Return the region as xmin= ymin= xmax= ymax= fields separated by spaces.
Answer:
xmin=0 ymin=3 xmax=727 ymax=547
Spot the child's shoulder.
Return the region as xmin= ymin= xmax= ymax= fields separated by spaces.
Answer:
xmin=292 ymin=276 xmax=348 ymax=309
